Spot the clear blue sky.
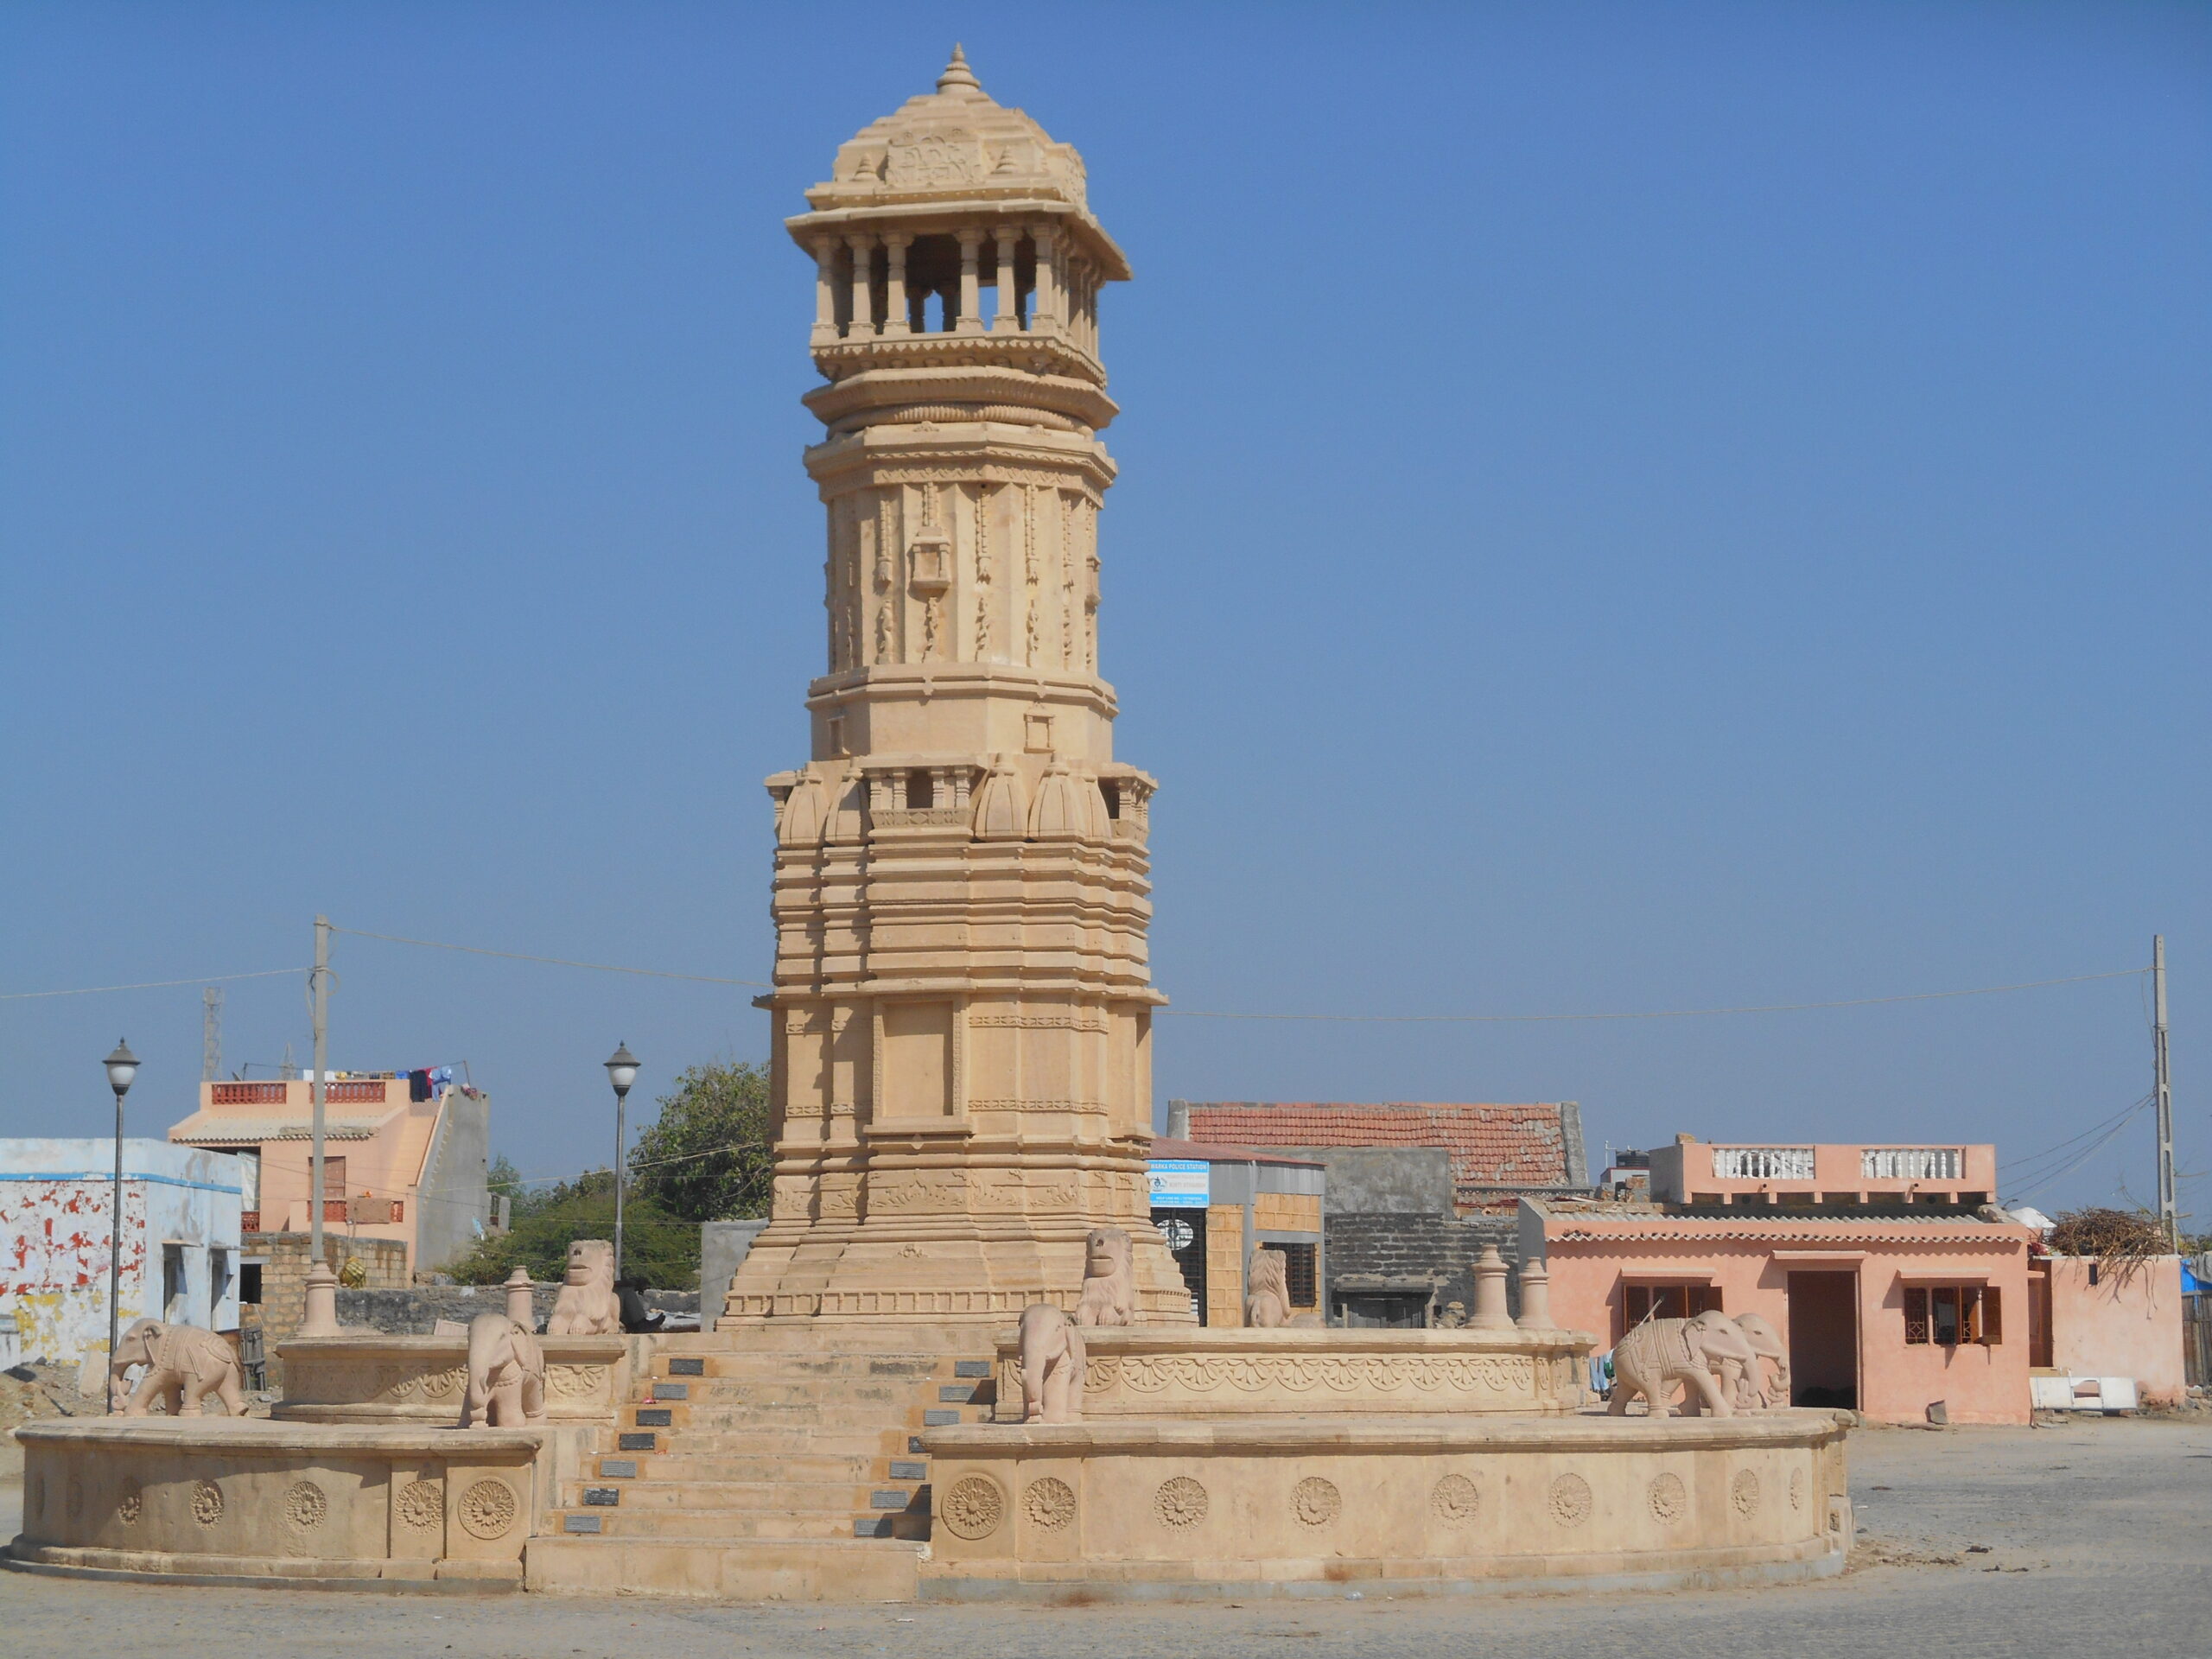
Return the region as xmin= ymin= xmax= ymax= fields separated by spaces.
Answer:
xmin=3 ymin=3 xmax=2204 ymax=1217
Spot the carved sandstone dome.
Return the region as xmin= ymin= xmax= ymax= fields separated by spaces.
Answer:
xmin=811 ymin=48 xmax=1096 ymax=219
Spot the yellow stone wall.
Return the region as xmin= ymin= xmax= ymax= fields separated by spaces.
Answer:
xmin=1205 ymin=1204 xmax=1244 ymax=1328
xmin=1253 ymin=1192 xmax=1321 ymax=1233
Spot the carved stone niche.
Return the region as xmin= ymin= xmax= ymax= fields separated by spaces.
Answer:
xmin=908 ymin=525 xmax=953 ymax=595
xmin=864 ymin=760 xmax=977 ymax=830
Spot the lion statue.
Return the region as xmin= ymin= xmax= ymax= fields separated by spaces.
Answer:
xmin=109 ymin=1318 xmax=245 ymax=1417
xmin=1074 ymin=1226 xmax=1135 ymax=1327
xmin=545 ymin=1238 xmax=621 ymax=1335
xmin=1246 ymin=1247 xmax=1292 ymax=1328
xmin=1016 ymin=1303 xmax=1086 ymax=1423
xmin=463 ymin=1312 xmax=546 ymax=1427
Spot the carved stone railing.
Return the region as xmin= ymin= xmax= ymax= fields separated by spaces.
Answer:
xmin=995 ymin=1325 xmax=1595 ymax=1421
xmin=1861 ymin=1147 xmax=1962 ymax=1182
xmin=1711 ymin=1147 xmax=1815 ymax=1181
xmin=275 ymin=1334 xmax=628 ymax=1426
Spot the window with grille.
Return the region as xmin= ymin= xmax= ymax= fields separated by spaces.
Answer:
xmin=1904 ymin=1286 xmax=2001 ymax=1345
xmin=1621 ymin=1282 xmax=1721 ymax=1341
xmin=1278 ymin=1243 xmax=1318 ymax=1310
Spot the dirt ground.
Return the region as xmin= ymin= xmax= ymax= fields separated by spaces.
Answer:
xmin=2 ymin=1413 xmax=2206 ymax=1657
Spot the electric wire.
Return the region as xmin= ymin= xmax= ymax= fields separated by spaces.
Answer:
xmin=1157 ymin=968 xmax=2147 ymax=1023
xmin=329 ymin=925 xmax=770 ymax=988
xmin=0 ymin=966 xmax=305 ymax=1001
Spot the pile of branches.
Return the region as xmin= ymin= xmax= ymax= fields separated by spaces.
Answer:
xmin=2046 ymin=1206 xmax=2171 ymax=1278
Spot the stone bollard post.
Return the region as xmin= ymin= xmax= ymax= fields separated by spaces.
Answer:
xmin=298 ymin=1261 xmax=340 ymax=1337
xmin=1516 ymin=1255 xmax=1553 ymax=1331
xmin=1469 ymin=1245 xmax=1514 ymax=1328
xmin=505 ymin=1266 xmax=536 ymax=1329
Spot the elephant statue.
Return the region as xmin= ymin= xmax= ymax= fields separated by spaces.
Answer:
xmin=1608 ymin=1311 xmax=1758 ymax=1419
xmin=1721 ymin=1310 xmax=1791 ymax=1410
xmin=463 ymin=1312 xmax=546 ymax=1427
xmin=546 ymin=1238 xmax=621 ymax=1336
xmin=1017 ymin=1302 xmax=1086 ymax=1423
xmin=109 ymin=1318 xmax=245 ymax=1417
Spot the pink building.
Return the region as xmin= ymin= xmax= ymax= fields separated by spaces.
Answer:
xmin=1524 ymin=1134 xmax=2034 ymax=1427
xmin=167 ymin=1074 xmax=491 ymax=1277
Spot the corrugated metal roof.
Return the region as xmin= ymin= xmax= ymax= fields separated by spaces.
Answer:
xmin=1542 ymin=1214 xmax=2030 ymax=1244
xmin=1183 ymin=1102 xmax=1572 ymax=1190
xmin=168 ymin=1116 xmax=384 ymax=1143
xmin=1147 ymin=1135 xmax=1323 ymax=1169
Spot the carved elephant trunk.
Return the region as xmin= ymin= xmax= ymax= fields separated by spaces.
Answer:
xmin=1017 ymin=1302 xmax=1086 ymax=1424
xmin=464 ymin=1313 xmax=547 ymax=1427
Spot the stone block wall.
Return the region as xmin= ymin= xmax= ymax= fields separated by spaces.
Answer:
xmin=1325 ymin=1212 xmax=1520 ymax=1320
xmin=1253 ymin=1192 xmax=1322 ymax=1233
xmin=332 ymin=1285 xmax=700 ymax=1336
xmin=1203 ymin=1204 xmax=1244 ymax=1328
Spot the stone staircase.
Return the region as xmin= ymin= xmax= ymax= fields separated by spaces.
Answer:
xmin=524 ymin=1338 xmax=998 ymax=1599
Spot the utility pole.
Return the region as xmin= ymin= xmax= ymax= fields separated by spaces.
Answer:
xmin=201 ymin=986 xmax=224 ymax=1082
xmin=2154 ymin=934 xmax=2177 ymax=1253
xmin=309 ymin=916 xmax=332 ymax=1263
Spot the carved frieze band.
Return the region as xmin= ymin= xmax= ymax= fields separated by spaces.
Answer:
xmin=1082 ymin=1352 xmax=1544 ymax=1398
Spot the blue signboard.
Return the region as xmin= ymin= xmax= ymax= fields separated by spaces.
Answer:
xmin=1148 ymin=1158 xmax=1210 ymax=1209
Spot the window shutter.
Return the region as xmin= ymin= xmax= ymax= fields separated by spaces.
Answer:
xmin=1690 ymin=1285 xmax=1721 ymax=1317
xmin=1625 ymin=1285 xmax=1650 ymax=1332
xmin=1904 ymin=1287 xmax=1929 ymax=1344
xmin=1959 ymin=1286 xmax=1981 ymax=1344
xmin=1980 ymin=1286 xmax=2002 ymax=1345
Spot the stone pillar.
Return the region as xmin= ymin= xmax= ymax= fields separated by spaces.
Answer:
xmin=1516 ymin=1255 xmax=1552 ymax=1331
xmin=845 ymin=232 xmax=876 ymax=339
xmin=505 ymin=1267 xmax=535 ymax=1329
xmin=1031 ymin=223 xmax=1060 ymax=336
xmin=881 ymin=233 xmax=911 ymax=336
xmin=956 ymin=230 xmax=984 ymax=334
xmin=1469 ymin=1245 xmax=1513 ymax=1329
xmin=298 ymin=1261 xmax=340 ymax=1337
xmin=811 ymin=236 xmax=839 ymax=344
xmin=993 ymin=226 xmax=1020 ymax=330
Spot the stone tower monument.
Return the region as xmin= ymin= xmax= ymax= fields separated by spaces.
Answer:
xmin=721 ymin=50 xmax=1193 ymax=1326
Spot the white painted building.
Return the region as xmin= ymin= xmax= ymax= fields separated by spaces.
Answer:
xmin=0 ymin=1138 xmax=245 ymax=1369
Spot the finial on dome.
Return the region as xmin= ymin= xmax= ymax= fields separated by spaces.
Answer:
xmin=937 ymin=44 xmax=983 ymax=98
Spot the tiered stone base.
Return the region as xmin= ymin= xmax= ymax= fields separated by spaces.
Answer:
xmin=11 ymin=1419 xmax=543 ymax=1586
xmin=9 ymin=1324 xmax=1853 ymax=1604
xmin=918 ymin=1411 xmax=1853 ymax=1600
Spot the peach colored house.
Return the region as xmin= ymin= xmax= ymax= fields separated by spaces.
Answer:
xmin=1522 ymin=1135 xmax=2033 ymax=1426
xmin=2044 ymin=1254 xmax=2188 ymax=1409
xmin=168 ymin=1075 xmax=490 ymax=1277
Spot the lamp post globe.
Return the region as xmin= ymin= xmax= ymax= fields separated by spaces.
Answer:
xmin=102 ymin=1040 xmax=139 ymax=1414
xmin=105 ymin=1039 xmax=139 ymax=1099
xmin=605 ymin=1044 xmax=639 ymax=1099
xmin=606 ymin=1044 xmax=640 ymax=1284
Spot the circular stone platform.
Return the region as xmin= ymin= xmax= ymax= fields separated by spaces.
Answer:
xmin=918 ymin=1408 xmax=1853 ymax=1599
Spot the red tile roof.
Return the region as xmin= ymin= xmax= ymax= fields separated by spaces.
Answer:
xmin=1181 ymin=1103 xmax=1573 ymax=1191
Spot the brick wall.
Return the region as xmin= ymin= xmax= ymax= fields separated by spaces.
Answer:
xmin=1325 ymin=1212 xmax=1521 ymax=1320
xmin=245 ymin=1231 xmax=410 ymax=1378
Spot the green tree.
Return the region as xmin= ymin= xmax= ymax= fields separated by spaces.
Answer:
xmin=627 ymin=1058 xmax=773 ymax=1224
xmin=447 ymin=1168 xmax=700 ymax=1288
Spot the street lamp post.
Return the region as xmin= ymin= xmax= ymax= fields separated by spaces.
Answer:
xmin=605 ymin=1044 xmax=639 ymax=1281
xmin=102 ymin=1040 xmax=140 ymax=1414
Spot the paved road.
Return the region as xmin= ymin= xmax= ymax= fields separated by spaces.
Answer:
xmin=3 ymin=1415 xmax=2206 ymax=1657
